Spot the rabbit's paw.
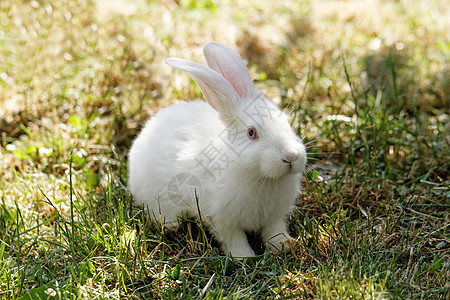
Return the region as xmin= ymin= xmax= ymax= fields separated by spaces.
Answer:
xmin=219 ymin=229 xmax=256 ymax=258
xmin=163 ymin=222 xmax=179 ymax=231
xmin=264 ymin=232 xmax=295 ymax=254
xmin=228 ymin=246 xmax=256 ymax=258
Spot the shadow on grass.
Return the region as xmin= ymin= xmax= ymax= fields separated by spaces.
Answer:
xmin=361 ymin=44 xmax=449 ymax=115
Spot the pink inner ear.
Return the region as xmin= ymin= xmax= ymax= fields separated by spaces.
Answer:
xmin=210 ymin=58 xmax=252 ymax=98
xmin=227 ymin=73 xmax=247 ymax=98
xmin=204 ymin=43 xmax=256 ymax=99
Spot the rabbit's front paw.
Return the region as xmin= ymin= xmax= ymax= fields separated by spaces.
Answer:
xmin=264 ymin=232 xmax=295 ymax=253
xmin=218 ymin=229 xmax=256 ymax=257
xmin=227 ymin=246 xmax=255 ymax=258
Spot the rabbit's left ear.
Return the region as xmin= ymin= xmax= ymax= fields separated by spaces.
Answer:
xmin=166 ymin=58 xmax=240 ymax=118
xmin=203 ymin=42 xmax=258 ymax=99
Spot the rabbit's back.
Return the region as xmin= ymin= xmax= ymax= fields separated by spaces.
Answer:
xmin=128 ymin=100 xmax=221 ymax=208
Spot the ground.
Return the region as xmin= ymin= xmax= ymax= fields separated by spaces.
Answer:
xmin=0 ymin=0 xmax=449 ymax=299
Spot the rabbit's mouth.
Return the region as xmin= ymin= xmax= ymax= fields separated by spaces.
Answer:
xmin=260 ymin=160 xmax=304 ymax=179
xmin=259 ymin=147 xmax=306 ymax=178
xmin=281 ymin=150 xmax=305 ymax=175
xmin=283 ymin=160 xmax=294 ymax=172
xmin=285 ymin=161 xmax=304 ymax=175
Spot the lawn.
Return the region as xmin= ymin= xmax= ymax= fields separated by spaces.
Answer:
xmin=0 ymin=0 xmax=449 ymax=298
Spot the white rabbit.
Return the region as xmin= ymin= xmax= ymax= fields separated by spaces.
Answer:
xmin=128 ymin=42 xmax=306 ymax=257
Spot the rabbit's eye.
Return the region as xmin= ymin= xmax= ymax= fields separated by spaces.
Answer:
xmin=247 ymin=126 xmax=258 ymax=140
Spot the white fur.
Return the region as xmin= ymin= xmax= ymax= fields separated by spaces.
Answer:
xmin=128 ymin=42 xmax=306 ymax=257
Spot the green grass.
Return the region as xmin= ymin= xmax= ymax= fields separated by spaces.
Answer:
xmin=1 ymin=0 xmax=449 ymax=298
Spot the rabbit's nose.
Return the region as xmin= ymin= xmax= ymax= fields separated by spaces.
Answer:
xmin=282 ymin=152 xmax=299 ymax=164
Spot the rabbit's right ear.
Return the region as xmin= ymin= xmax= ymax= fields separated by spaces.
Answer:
xmin=166 ymin=58 xmax=240 ymax=118
xmin=203 ymin=42 xmax=258 ymax=99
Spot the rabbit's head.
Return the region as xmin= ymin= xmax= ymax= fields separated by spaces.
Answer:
xmin=166 ymin=42 xmax=306 ymax=179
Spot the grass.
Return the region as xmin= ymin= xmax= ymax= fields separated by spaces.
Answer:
xmin=0 ymin=0 xmax=449 ymax=298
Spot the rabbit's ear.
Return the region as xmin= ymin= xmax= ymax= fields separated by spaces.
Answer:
xmin=203 ymin=42 xmax=258 ymax=99
xmin=166 ymin=58 xmax=240 ymax=116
